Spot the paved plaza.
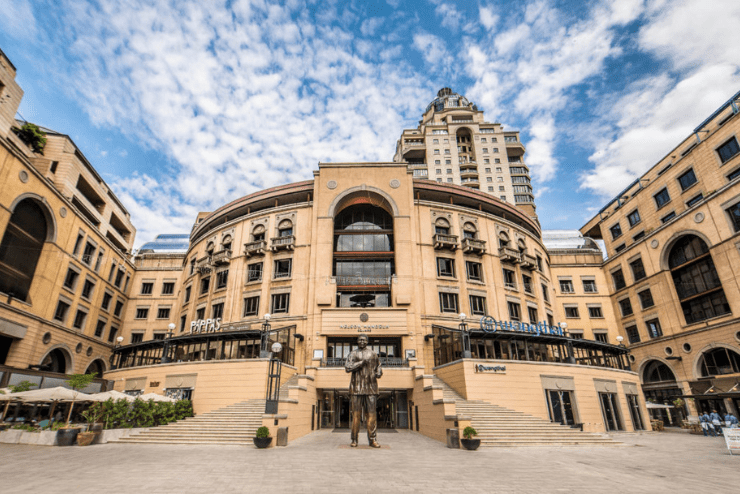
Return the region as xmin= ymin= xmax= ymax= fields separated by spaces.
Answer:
xmin=0 ymin=430 xmax=737 ymax=493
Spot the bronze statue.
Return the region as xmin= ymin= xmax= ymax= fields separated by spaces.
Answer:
xmin=345 ymin=334 xmax=383 ymax=447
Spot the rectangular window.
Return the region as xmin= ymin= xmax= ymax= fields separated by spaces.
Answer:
xmin=183 ymin=286 xmax=192 ymax=304
xmin=248 ymin=262 xmax=263 ymax=282
xmin=131 ymin=333 xmax=143 ymax=344
xmin=437 ymin=258 xmax=455 ymax=277
xmin=439 ymin=292 xmax=458 ymax=313
xmin=212 ymin=303 xmax=224 ymax=319
xmin=717 ymin=136 xmax=740 ymax=164
xmin=216 ymin=269 xmax=229 ymax=289
xmin=661 ymin=211 xmax=676 ymax=224
xmin=686 ymin=194 xmax=703 ymax=207
xmin=244 ymin=296 xmax=260 ymax=317
xmin=108 ymin=263 xmax=116 ymax=282
xmin=633 ymin=231 xmax=645 ymax=242
xmin=107 ymin=326 xmax=118 ymax=343
xmin=180 ymin=315 xmax=187 ymax=332
xmin=101 ymin=292 xmax=112 ymax=311
xmin=565 ymin=306 xmax=579 ymax=318
xmin=507 ymin=301 xmax=521 ymax=321
xmin=81 ymin=279 xmax=95 ymax=300
xmin=196 ymin=307 xmax=205 ymax=320
xmin=541 ymin=284 xmax=549 ymax=302
xmin=627 ymin=210 xmax=641 ymax=227
xmin=153 ymin=333 xmax=165 ymax=340
xmin=82 ymin=242 xmax=96 ymax=265
xmin=527 ymin=306 xmax=538 ymax=324
xmin=582 ymin=279 xmax=597 ymax=293
xmin=94 ymin=319 xmax=106 ymax=338
xmin=646 ymin=318 xmax=663 ymax=339
xmin=73 ymin=233 xmax=84 ymax=256
xmin=610 ymin=223 xmax=622 ymax=240
xmin=612 ymin=269 xmax=626 ymax=290
xmin=630 ymin=258 xmax=646 ymax=281
xmin=569 ymin=331 xmax=584 ymax=339
xmin=63 ymin=268 xmax=79 ymax=291
xmin=72 ymin=309 xmax=87 ymax=330
xmin=536 ymin=255 xmax=543 ymax=272
xmin=141 ymin=282 xmax=153 ymax=295
xmin=465 ymin=261 xmax=483 ymax=282
xmin=114 ymin=300 xmax=124 ymax=318
xmin=114 ymin=268 xmax=125 ymax=288
xmin=615 ymin=243 xmax=626 ymax=253
xmin=157 ymin=307 xmax=171 ymax=319
xmin=654 ymin=187 xmax=671 ymax=208
xmin=162 ymin=282 xmax=175 ymax=295
xmin=503 ymin=269 xmax=516 ymax=290
xmin=619 ymin=298 xmax=633 ymax=317
xmin=638 ymin=289 xmax=654 ymax=309
xmin=678 ymin=169 xmax=698 ymax=190
xmin=559 ymin=279 xmax=574 ymax=294
xmin=54 ymin=300 xmax=70 ymax=323
xmin=50 ymin=161 xmax=58 ymax=173
xmin=522 ymin=274 xmax=533 ymax=294
xmin=727 ymin=202 xmax=740 ymax=232
xmin=94 ymin=250 xmax=104 ymax=272
xmin=135 ymin=308 xmax=149 ymax=319
xmin=469 ymin=295 xmax=487 ymax=316
xmin=588 ymin=306 xmax=603 ymax=318
xmin=626 ymin=325 xmax=640 ymax=344
xmin=594 ymin=333 xmax=608 ymax=343
xmin=274 ymin=259 xmax=292 ymax=279
xmin=271 ymin=293 xmax=290 ymax=314
xmin=200 ymin=277 xmax=210 ymax=294
xmin=727 ymin=167 xmax=740 ymax=181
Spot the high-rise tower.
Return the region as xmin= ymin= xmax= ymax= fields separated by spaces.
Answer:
xmin=394 ymin=88 xmax=535 ymax=217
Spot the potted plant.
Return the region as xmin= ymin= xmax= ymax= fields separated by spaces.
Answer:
xmin=460 ymin=426 xmax=480 ymax=450
xmin=57 ymin=373 xmax=96 ymax=447
xmin=253 ymin=426 xmax=272 ymax=448
xmin=77 ymin=403 xmax=104 ymax=446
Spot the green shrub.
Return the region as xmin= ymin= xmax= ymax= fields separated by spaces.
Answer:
xmin=174 ymin=400 xmax=194 ymax=421
xmin=256 ymin=426 xmax=270 ymax=438
xmin=12 ymin=123 xmax=47 ymax=154
xmin=12 ymin=424 xmax=38 ymax=432
xmin=9 ymin=381 xmax=37 ymax=393
xmin=463 ymin=426 xmax=477 ymax=439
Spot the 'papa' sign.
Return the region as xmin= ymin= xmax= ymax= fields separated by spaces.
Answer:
xmin=479 ymin=316 xmax=564 ymax=336
xmin=190 ymin=318 xmax=222 ymax=334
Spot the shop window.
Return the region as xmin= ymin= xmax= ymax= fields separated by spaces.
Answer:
xmin=465 ymin=261 xmax=483 ymax=282
xmin=247 ymin=262 xmax=263 ymax=282
xmin=646 ymin=318 xmax=662 ymax=338
xmin=630 ymin=258 xmax=646 ymax=281
xmin=243 ymin=296 xmax=260 ymax=317
xmin=469 ymin=295 xmax=486 ymax=316
xmin=654 ymin=188 xmax=671 ymax=209
xmin=507 ymin=301 xmax=521 ymax=321
xmin=612 ymin=269 xmax=626 ymax=290
xmin=141 ymin=282 xmax=153 ymax=295
xmin=216 ymin=269 xmax=229 ymax=289
xmin=437 ymin=258 xmax=455 ymax=277
xmin=619 ymin=298 xmax=633 ymax=317
xmin=162 ymin=282 xmax=175 ymax=295
xmin=717 ymin=136 xmax=740 ymax=164
xmin=638 ymin=289 xmax=654 ymax=309
xmin=559 ymin=279 xmax=574 ymax=293
xmin=564 ymin=306 xmax=579 ymax=318
xmin=625 ymin=325 xmax=640 ymax=344
xmin=677 ymin=169 xmax=698 ymax=190
xmin=439 ymin=292 xmax=458 ymax=313
xmin=274 ymin=259 xmax=292 ymax=279
xmin=271 ymin=293 xmax=290 ymax=314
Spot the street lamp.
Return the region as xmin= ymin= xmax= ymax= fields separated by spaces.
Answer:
xmin=116 ymin=336 xmax=124 ymax=347
xmin=616 ymin=335 xmax=624 ymax=346
xmin=560 ymin=322 xmax=576 ymax=364
xmin=161 ymin=323 xmax=177 ymax=364
xmin=459 ymin=312 xmax=471 ymax=359
xmin=265 ymin=341 xmax=283 ymax=414
xmin=260 ymin=313 xmax=272 ymax=357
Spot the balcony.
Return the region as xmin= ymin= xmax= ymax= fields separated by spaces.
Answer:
xmin=244 ymin=240 xmax=267 ymax=257
xmin=211 ymin=249 xmax=232 ymax=265
xmin=433 ymin=233 xmax=458 ymax=251
xmin=499 ymin=247 xmax=521 ymax=264
xmin=521 ymin=253 xmax=537 ymax=270
xmin=196 ymin=256 xmax=212 ymax=274
xmin=271 ymin=235 xmax=295 ymax=252
xmin=460 ymin=167 xmax=479 ymax=179
xmin=462 ymin=238 xmax=486 ymax=255
xmin=460 ymin=177 xmax=480 ymax=188
xmin=506 ymin=140 xmax=526 ymax=156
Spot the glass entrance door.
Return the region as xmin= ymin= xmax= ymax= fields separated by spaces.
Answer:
xmin=546 ymin=390 xmax=575 ymax=425
xmin=336 ymin=393 xmax=351 ymax=428
xmin=599 ymin=392 xmax=624 ymax=431
xmin=627 ymin=394 xmax=644 ymax=430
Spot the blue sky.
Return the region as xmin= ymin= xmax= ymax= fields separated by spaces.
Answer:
xmin=1 ymin=0 xmax=739 ymax=248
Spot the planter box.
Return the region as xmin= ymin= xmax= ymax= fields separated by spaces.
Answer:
xmin=0 ymin=430 xmax=58 ymax=446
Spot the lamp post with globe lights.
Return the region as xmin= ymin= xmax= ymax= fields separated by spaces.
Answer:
xmin=260 ymin=313 xmax=272 ymax=358
xmin=265 ymin=341 xmax=283 ymax=414
xmin=459 ymin=313 xmax=472 ymax=359
xmin=161 ymin=323 xmax=177 ymax=364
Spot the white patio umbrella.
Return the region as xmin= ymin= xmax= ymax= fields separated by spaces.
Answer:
xmin=138 ymin=393 xmax=176 ymax=402
xmin=7 ymin=386 xmax=101 ymax=403
xmin=646 ymin=403 xmax=674 ymax=409
xmin=89 ymin=390 xmax=136 ymax=402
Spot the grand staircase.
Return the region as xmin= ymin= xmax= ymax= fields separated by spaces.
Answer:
xmin=433 ymin=377 xmax=620 ymax=447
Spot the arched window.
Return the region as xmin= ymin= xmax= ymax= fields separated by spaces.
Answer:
xmin=462 ymin=222 xmax=477 ymax=239
xmin=668 ymin=235 xmax=730 ymax=324
xmin=222 ymin=235 xmax=232 ymax=251
xmin=85 ymin=359 xmax=105 ymax=376
xmin=699 ymin=347 xmax=740 ymax=377
xmin=252 ymin=224 xmax=265 ymax=242
xmin=205 ymin=241 xmax=215 ymax=255
xmin=278 ymin=219 xmax=293 ymax=237
xmin=0 ymin=199 xmax=49 ymax=301
xmin=40 ymin=348 xmax=68 ymax=373
xmin=498 ymin=232 xmax=510 ymax=249
xmin=643 ymin=360 xmax=677 ymax=383
xmin=434 ymin=218 xmax=450 ymax=235
xmin=334 ymin=204 xmax=394 ymax=308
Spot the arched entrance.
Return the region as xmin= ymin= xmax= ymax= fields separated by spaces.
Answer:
xmin=85 ymin=359 xmax=106 ymax=377
xmin=40 ymin=348 xmax=69 ymax=373
xmin=642 ymin=360 xmax=684 ymax=425
xmin=694 ymin=347 xmax=740 ymax=415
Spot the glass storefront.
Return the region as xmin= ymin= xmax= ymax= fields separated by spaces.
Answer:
xmin=546 ymin=390 xmax=576 ymax=426
xmin=319 ymin=389 xmax=409 ymax=430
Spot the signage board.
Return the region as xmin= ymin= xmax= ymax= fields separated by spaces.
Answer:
xmin=321 ymin=309 xmax=408 ymax=335
xmin=723 ymin=428 xmax=740 ymax=455
xmin=190 ymin=318 xmax=222 ymax=334
xmin=475 ymin=364 xmax=506 ymax=374
xmin=479 ymin=316 xmax=564 ymax=337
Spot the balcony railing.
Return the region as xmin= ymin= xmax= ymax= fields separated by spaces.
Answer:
xmin=462 ymin=238 xmax=486 ymax=255
xmin=196 ymin=256 xmax=212 ymax=274
xmin=499 ymin=247 xmax=521 ymax=264
xmin=521 ymin=253 xmax=537 ymax=270
xmin=335 ymin=276 xmax=392 ymax=287
xmin=504 ymin=136 xmax=518 ymax=142
xmin=433 ymin=233 xmax=458 ymax=251
xmin=321 ymin=357 xmax=409 ymax=368
xmin=244 ymin=240 xmax=267 ymax=257
xmin=211 ymin=249 xmax=232 ymax=265
xmin=271 ymin=235 xmax=295 ymax=252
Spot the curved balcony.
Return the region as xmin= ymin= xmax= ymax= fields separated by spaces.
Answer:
xmin=499 ymin=247 xmax=521 ymax=264
xmin=433 ymin=233 xmax=458 ymax=251
xmin=271 ymin=235 xmax=295 ymax=252
xmin=460 ymin=177 xmax=480 ymax=188
xmin=460 ymin=166 xmax=479 ymax=179
xmin=211 ymin=249 xmax=232 ymax=265
xmin=462 ymin=238 xmax=486 ymax=255
xmin=521 ymin=253 xmax=537 ymax=270
xmin=244 ymin=240 xmax=267 ymax=257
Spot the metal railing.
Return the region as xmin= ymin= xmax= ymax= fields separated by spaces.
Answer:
xmin=321 ymin=357 xmax=409 ymax=368
xmin=335 ymin=276 xmax=392 ymax=287
xmin=271 ymin=235 xmax=295 ymax=250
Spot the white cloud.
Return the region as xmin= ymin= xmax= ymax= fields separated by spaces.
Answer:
xmin=478 ymin=5 xmax=498 ymax=32
xmin=525 ymin=114 xmax=558 ymax=182
xmin=429 ymin=1 xmax=466 ymax=31
xmin=412 ymin=32 xmax=453 ymax=67
xmin=360 ymin=17 xmax=384 ymax=36
xmin=0 ymin=0 xmax=37 ymax=38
